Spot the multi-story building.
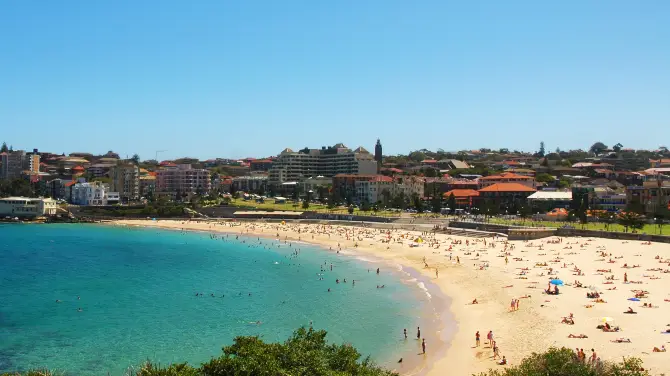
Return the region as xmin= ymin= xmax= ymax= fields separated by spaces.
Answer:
xmin=71 ymin=181 xmax=111 ymax=206
xmin=0 ymin=150 xmax=27 ymax=179
xmin=268 ymin=144 xmax=377 ymax=187
xmin=111 ymin=163 xmax=140 ymax=203
xmin=626 ymin=179 xmax=670 ymax=215
xmin=333 ymin=174 xmax=424 ymax=204
xmin=0 ymin=197 xmax=59 ymax=218
xmin=87 ymin=163 xmax=116 ymax=178
xmin=250 ymin=159 xmax=274 ymax=172
xmin=232 ymin=175 xmax=267 ymax=193
xmin=27 ymin=149 xmax=40 ymax=174
xmin=139 ymin=175 xmax=156 ymax=197
xmin=156 ymin=164 xmax=211 ymax=199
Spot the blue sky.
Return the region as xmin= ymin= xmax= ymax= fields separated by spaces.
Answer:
xmin=1 ymin=1 xmax=669 ymax=160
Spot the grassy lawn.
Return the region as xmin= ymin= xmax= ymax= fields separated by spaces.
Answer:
xmin=227 ymin=199 xmax=401 ymax=217
xmin=488 ymin=218 xmax=670 ymax=235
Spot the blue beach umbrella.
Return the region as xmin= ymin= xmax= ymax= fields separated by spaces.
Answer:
xmin=550 ymin=279 xmax=564 ymax=286
xmin=627 ymin=297 xmax=640 ymax=301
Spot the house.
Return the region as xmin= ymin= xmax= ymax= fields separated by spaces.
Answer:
xmin=437 ymin=159 xmax=470 ymax=170
xmin=527 ymin=191 xmax=572 ymax=211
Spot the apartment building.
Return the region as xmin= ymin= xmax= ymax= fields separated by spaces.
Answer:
xmin=268 ymin=144 xmax=377 ymax=187
xmin=156 ymin=164 xmax=211 ymax=198
xmin=332 ymin=174 xmax=425 ymax=204
xmin=139 ymin=175 xmax=156 ymax=197
xmin=231 ymin=175 xmax=267 ymax=193
xmin=111 ymin=163 xmax=140 ymax=203
xmin=71 ymin=181 xmax=113 ymax=206
xmin=0 ymin=150 xmax=27 ymax=179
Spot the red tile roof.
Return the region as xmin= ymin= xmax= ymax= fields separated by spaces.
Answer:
xmin=65 ymin=181 xmax=76 ymax=187
xmin=478 ymin=183 xmax=536 ymax=193
xmin=443 ymin=189 xmax=480 ymax=198
xmin=251 ymin=159 xmax=273 ymax=163
xmin=480 ymin=172 xmax=533 ymax=180
xmin=421 ymin=159 xmax=437 ymax=164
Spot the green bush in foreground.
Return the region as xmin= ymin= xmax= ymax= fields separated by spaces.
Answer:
xmin=135 ymin=327 xmax=396 ymax=376
xmin=474 ymin=347 xmax=649 ymax=376
xmin=2 ymin=340 xmax=652 ymax=376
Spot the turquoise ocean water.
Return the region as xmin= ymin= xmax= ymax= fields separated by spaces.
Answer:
xmin=0 ymin=224 xmax=435 ymax=375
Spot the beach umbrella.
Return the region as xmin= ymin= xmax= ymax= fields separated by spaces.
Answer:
xmin=414 ymin=237 xmax=424 ymax=243
xmin=627 ymin=297 xmax=640 ymax=301
xmin=550 ymin=279 xmax=564 ymax=286
xmin=601 ymin=317 xmax=614 ymax=323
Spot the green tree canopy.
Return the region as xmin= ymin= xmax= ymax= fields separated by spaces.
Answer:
xmin=475 ymin=347 xmax=648 ymax=376
xmin=589 ymin=142 xmax=608 ymax=155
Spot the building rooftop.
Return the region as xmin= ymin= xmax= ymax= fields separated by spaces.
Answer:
xmin=479 ymin=172 xmax=533 ymax=180
xmin=443 ymin=189 xmax=480 ymax=198
xmin=478 ymin=183 xmax=537 ymax=193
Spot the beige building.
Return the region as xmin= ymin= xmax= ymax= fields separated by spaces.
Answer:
xmin=111 ymin=163 xmax=140 ymax=202
xmin=269 ymin=144 xmax=377 ymax=187
xmin=156 ymin=164 xmax=211 ymax=198
xmin=0 ymin=197 xmax=59 ymax=218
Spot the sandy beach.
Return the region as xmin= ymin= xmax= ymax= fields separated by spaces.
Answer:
xmin=111 ymin=219 xmax=670 ymax=375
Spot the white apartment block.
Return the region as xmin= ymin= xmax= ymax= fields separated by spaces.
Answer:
xmin=71 ymin=181 xmax=110 ymax=206
xmin=269 ymin=144 xmax=377 ymax=186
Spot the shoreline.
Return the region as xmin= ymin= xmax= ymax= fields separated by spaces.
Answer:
xmin=107 ymin=221 xmax=449 ymax=375
xmin=108 ymin=219 xmax=670 ymax=375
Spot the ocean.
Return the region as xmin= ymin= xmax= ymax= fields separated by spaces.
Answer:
xmin=0 ymin=224 xmax=436 ymax=375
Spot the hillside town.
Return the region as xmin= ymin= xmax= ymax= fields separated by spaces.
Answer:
xmin=1 ymin=140 xmax=669 ymax=225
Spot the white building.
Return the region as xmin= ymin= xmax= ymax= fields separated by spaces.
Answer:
xmin=71 ymin=181 xmax=110 ymax=206
xmin=0 ymin=197 xmax=58 ymax=218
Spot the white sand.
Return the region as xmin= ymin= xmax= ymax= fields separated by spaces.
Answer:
xmin=111 ymin=219 xmax=670 ymax=375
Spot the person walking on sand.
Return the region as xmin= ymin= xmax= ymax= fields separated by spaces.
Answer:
xmin=435 ymin=268 xmax=439 ymax=278
xmin=476 ymin=331 xmax=480 ymax=347
xmin=422 ymin=338 xmax=426 ymax=354
xmin=404 ymin=328 xmax=407 ymax=339
xmin=624 ymin=272 xmax=627 ymax=283
xmin=515 ymin=298 xmax=520 ymax=311
xmin=417 ymin=326 xmax=421 ymax=339
xmin=487 ymin=330 xmax=493 ymax=347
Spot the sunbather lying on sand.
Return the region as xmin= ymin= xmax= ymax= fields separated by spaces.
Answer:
xmin=653 ymin=345 xmax=666 ymax=352
xmin=568 ymin=334 xmax=588 ymax=338
xmin=611 ymin=338 xmax=631 ymax=343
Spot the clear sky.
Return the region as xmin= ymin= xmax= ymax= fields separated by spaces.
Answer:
xmin=2 ymin=1 xmax=669 ymax=160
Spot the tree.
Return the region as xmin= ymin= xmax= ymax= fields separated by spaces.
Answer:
xmin=361 ymin=197 xmax=371 ymax=212
xmin=537 ymin=141 xmax=545 ymax=157
xmin=392 ymin=191 xmax=407 ymax=209
xmin=589 ymin=142 xmax=608 ymax=155
xmin=447 ymin=193 xmax=456 ymax=213
xmin=0 ymin=142 xmax=7 ymax=153
xmin=653 ymin=205 xmax=669 ymax=234
xmin=618 ymin=211 xmax=645 ymax=233
xmin=431 ymin=191 xmax=442 ymax=213
xmin=613 ymin=142 xmax=623 ymax=152
xmin=135 ymin=327 xmax=396 ymax=376
xmin=381 ymin=189 xmax=391 ymax=208
xmin=131 ymin=154 xmax=141 ymax=165
xmin=347 ymin=205 xmax=354 ymax=214
xmin=474 ymin=347 xmax=648 ymax=376
xmin=535 ymin=173 xmax=555 ymax=184
xmin=412 ymin=193 xmax=424 ymax=213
